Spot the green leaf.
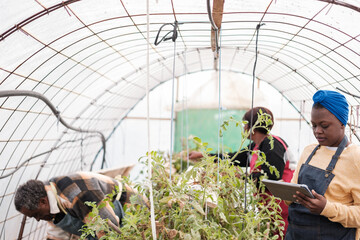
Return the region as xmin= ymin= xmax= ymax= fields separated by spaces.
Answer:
xmin=183 ymin=233 xmax=192 ymax=240
xmin=98 ymin=202 xmax=106 ymax=209
xmin=190 ymin=201 xmax=205 ymax=215
xmin=159 ymin=196 xmax=173 ymax=203
xmin=191 ymin=229 xmax=201 ymax=240
xmin=219 ymin=212 xmax=229 ymax=223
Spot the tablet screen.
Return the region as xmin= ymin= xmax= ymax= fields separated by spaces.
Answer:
xmin=262 ymin=179 xmax=314 ymax=201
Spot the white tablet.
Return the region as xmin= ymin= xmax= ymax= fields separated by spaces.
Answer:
xmin=262 ymin=179 xmax=314 ymax=201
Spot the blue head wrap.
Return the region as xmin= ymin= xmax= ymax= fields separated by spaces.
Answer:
xmin=312 ymin=90 xmax=349 ymax=125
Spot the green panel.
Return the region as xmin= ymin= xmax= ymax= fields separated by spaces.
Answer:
xmin=174 ymin=109 xmax=247 ymax=153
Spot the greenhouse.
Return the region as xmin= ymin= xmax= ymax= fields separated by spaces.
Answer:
xmin=0 ymin=0 xmax=359 ymax=239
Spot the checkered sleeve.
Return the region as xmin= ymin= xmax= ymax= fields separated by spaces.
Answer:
xmin=51 ymin=172 xmax=120 ymax=226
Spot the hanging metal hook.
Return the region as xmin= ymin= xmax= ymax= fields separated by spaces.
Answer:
xmin=154 ymin=21 xmax=180 ymax=46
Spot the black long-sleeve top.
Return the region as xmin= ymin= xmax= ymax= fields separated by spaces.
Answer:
xmin=215 ymin=137 xmax=287 ymax=182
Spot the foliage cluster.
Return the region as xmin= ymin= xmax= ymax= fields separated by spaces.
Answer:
xmin=80 ymin=111 xmax=284 ymax=239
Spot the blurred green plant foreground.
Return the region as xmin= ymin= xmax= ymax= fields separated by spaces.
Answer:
xmin=81 ymin=113 xmax=284 ymax=240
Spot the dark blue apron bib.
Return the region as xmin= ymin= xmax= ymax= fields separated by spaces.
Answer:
xmin=54 ymin=199 xmax=124 ymax=240
xmin=285 ymin=136 xmax=356 ymax=240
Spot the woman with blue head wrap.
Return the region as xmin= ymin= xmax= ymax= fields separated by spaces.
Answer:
xmin=286 ymin=90 xmax=360 ymax=240
xmin=312 ymin=90 xmax=349 ymax=126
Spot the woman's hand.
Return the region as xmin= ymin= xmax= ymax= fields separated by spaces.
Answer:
xmin=188 ymin=151 xmax=203 ymax=160
xmin=293 ymin=190 xmax=327 ymax=214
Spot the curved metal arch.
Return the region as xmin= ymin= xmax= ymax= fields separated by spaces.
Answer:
xmin=5 ymin=36 xmax=358 ymax=239
xmin=2 ymin=19 xmax=358 ymax=157
xmin=0 ymin=91 xmax=106 ymax=239
xmin=0 ymin=0 xmax=358 ymax=238
xmin=220 ymin=18 xmax=360 ymax=71
xmin=0 ymin=31 xmax=150 ymax=175
xmin=111 ymin=41 xmax=354 ymax=110
xmin=2 ymin=14 xmax=358 ymax=100
xmin=0 ymin=17 xmax=160 ymax=87
xmin=89 ymin=44 xmax=319 ymax=163
xmin=93 ymin=66 xmax=311 ymax=166
xmin=4 ymin=8 xmax=356 ymax=88
xmin=2 ymin=22 xmax=169 ymax=99
xmin=0 ymin=23 xmax=188 ymax=174
xmin=1 ymin=5 xmax=358 ymax=85
xmin=316 ymin=0 xmax=360 ymax=12
xmin=0 ymin=0 xmax=358 ymax=187
xmin=0 ymin=90 xmax=106 ymax=169
xmin=1 ymin=0 xmax=359 ymax=45
xmin=0 ymin=0 xmax=81 ymax=41
xmin=0 ymin=41 xmax=156 ymax=178
xmin=248 ymin=41 xmax=355 ymax=94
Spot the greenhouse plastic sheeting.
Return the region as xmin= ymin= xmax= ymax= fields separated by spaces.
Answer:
xmin=0 ymin=0 xmax=359 ymax=239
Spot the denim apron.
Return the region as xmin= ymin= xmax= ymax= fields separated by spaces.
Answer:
xmin=286 ymin=136 xmax=356 ymax=240
xmin=50 ymin=182 xmax=125 ymax=239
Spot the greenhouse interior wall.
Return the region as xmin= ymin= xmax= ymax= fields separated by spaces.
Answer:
xmin=0 ymin=0 xmax=359 ymax=239
xmin=173 ymin=109 xmax=248 ymax=153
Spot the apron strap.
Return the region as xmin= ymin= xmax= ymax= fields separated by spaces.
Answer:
xmin=304 ymin=136 xmax=348 ymax=178
xmin=272 ymin=135 xmax=287 ymax=150
xmin=326 ymin=135 xmax=348 ymax=173
xmin=50 ymin=182 xmax=68 ymax=215
xmin=305 ymin=145 xmax=320 ymax=164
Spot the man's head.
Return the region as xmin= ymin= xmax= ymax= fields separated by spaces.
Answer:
xmin=15 ymin=180 xmax=53 ymax=221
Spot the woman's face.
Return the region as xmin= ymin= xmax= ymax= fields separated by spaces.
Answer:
xmin=311 ymin=107 xmax=345 ymax=147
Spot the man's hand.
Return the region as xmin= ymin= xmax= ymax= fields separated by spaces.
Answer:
xmin=293 ymin=190 xmax=327 ymax=214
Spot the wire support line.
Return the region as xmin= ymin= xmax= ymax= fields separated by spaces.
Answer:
xmin=270 ymin=1 xmax=330 ymax=60
xmin=119 ymin=0 xmax=166 ymax=60
xmin=154 ymin=20 xmax=180 ymax=183
xmin=146 ymin=1 xmax=157 ymax=239
xmin=0 ymin=67 xmax=91 ymax=99
xmin=336 ymin=87 xmax=360 ymax=99
xmin=216 ymin=29 xmax=223 ymax=185
xmin=244 ymin=23 xmax=265 ymax=214
xmin=0 ymin=90 xmax=107 ymax=169
xmin=65 ymin=4 xmax=139 ymax=71
xmin=13 ymin=29 xmax=124 ymax=84
xmin=34 ymin=0 xmax=47 ymax=10
xmin=168 ymin=40 xmax=177 ymax=182
xmin=243 ymin=0 xmax=274 ymax=52
xmin=316 ymin=0 xmax=360 ymax=12
xmin=348 ymin=123 xmax=360 ymax=142
xmin=335 ymin=88 xmax=360 ymax=142
xmin=297 ymin=101 xmax=305 ymax=156
xmin=182 ymin=50 xmax=190 ymax=169
xmin=168 ymin=0 xmax=187 ymax=49
xmin=0 ymin=138 xmax=58 ymax=143
xmin=206 ymin=0 xmax=220 ymax=54
xmin=0 ymin=0 xmax=80 ymax=41
xmin=0 ymin=137 xmax=96 ymax=179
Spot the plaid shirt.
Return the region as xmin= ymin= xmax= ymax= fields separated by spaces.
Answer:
xmin=44 ymin=172 xmax=122 ymax=226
